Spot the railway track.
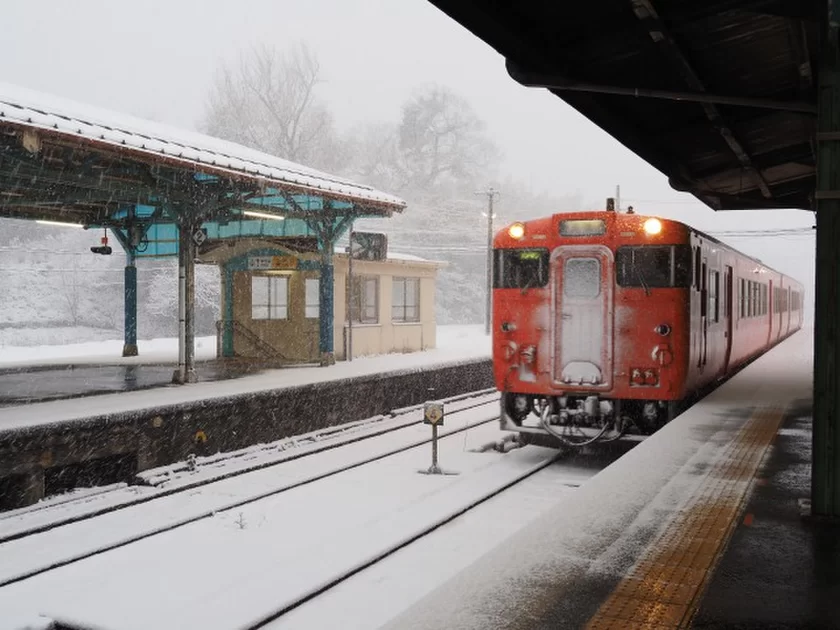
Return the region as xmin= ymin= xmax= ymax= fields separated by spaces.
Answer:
xmin=0 ymin=388 xmax=498 ymax=543
xmin=0 ymin=392 xmax=503 ymax=589
xmin=244 ymin=453 xmax=562 ymax=630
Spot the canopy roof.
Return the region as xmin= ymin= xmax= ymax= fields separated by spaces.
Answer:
xmin=0 ymin=82 xmax=406 ymax=256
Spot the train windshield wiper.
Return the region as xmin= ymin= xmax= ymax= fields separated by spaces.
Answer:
xmin=632 ymin=257 xmax=651 ymax=297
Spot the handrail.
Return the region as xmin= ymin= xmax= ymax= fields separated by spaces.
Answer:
xmin=216 ymin=319 xmax=293 ymax=361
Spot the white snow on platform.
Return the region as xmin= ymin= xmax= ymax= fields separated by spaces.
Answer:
xmin=0 ymin=325 xmax=490 ymax=433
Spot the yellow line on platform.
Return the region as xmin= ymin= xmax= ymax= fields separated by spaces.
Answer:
xmin=585 ymin=405 xmax=787 ymax=630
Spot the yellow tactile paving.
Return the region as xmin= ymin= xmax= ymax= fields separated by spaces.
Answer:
xmin=585 ymin=405 xmax=787 ymax=629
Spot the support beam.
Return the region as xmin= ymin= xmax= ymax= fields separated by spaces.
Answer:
xmin=173 ymin=219 xmax=197 ymax=384
xmin=123 ymin=250 xmax=138 ymax=357
xmin=506 ymin=61 xmax=819 ymax=115
xmin=630 ymin=0 xmax=773 ymax=198
xmin=812 ymin=16 xmax=840 ymax=519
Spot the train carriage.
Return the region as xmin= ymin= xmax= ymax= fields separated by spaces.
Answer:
xmin=492 ymin=202 xmax=804 ymax=447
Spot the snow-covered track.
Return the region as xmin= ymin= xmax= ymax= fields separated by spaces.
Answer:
xmin=0 ymin=397 xmax=500 ymax=588
xmin=243 ymin=454 xmax=561 ymax=630
xmin=0 ymin=388 xmax=497 ymax=544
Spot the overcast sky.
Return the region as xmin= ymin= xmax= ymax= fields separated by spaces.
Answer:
xmin=0 ymin=0 xmax=816 ymax=311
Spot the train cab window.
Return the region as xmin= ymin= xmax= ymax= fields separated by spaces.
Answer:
xmin=616 ymin=245 xmax=691 ymax=289
xmin=493 ymin=248 xmax=549 ymax=289
xmin=564 ymin=257 xmax=600 ymax=298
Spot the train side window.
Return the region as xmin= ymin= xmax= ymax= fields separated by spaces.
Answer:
xmin=694 ymin=247 xmax=701 ymax=289
xmin=740 ymin=279 xmax=747 ymax=318
xmin=493 ymin=248 xmax=549 ymax=289
xmin=709 ymin=270 xmax=719 ymax=322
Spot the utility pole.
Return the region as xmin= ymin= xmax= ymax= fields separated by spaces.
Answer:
xmin=476 ymin=187 xmax=500 ymax=335
xmin=616 ymin=184 xmax=621 ymax=212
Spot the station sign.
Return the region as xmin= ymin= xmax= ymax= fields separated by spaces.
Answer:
xmin=248 ymin=255 xmax=298 ymax=271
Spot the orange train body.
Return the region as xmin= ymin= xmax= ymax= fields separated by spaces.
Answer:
xmin=492 ymin=209 xmax=804 ymax=446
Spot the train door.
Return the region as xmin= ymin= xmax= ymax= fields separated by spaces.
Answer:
xmin=777 ymin=281 xmax=783 ymax=334
xmin=552 ymin=245 xmax=613 ymax=388
xmin=767 ymin=280 xmax=774 ymax=345
xmin=724 ymin=265 xmax=733 ymax=371
xmin=699 ymin=258 xmax=708 ymax=371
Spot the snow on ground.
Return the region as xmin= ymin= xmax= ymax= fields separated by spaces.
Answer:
xmin=0 ymin=418 xmax=558 ymax=630
xmin=383 ymin=330 xmax=814 ymax=630
xmin=0 ymin=324 xmax=486 ymax=368
xmin=0 ymin=393 xmax=500 ymax=538
xmin=268 ymin=459 xmax=601 ymax=630
xmin=0 ymin=325 xmax=490 ymax=432
xmin=0 ymin=404 xmax=500 ymax=584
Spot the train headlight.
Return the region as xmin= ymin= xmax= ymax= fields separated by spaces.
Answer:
xmin=643 ymin=218 xmax=662 ymax=235
xmin=508 ymin=223 xmax=525 ymax=239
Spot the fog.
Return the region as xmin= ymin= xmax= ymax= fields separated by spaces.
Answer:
xmin=0 ymin=0 xmax=816 ymax=324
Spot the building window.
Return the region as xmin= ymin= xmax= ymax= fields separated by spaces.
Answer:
xmin=251 ymin=275 xmax=288 ymax=320
xmin=305 ymin=278 xmax=320 ymax=318
xmin=349 ymin=275 xmax=379 ymax=323
xmin=392 ymin=277 xmax=420 ymax=322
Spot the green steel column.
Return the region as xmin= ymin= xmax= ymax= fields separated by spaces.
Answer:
xmin=813 ymin=10 xmax=840 ymax=518
xmin=122 ymin=250 xmax=138 ymax=357
xmin=223 ymin=264 xmax=234 ymax=357
xmin=173 ymin=220 xmax=198 ymax=384
xmin=318 ymin=239 xmax=336 ymax=366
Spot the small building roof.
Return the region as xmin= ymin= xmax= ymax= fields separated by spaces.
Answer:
xmin=0 ymin=83 xmax=407 ymax=258
xmin=0 ymin=82 xmax=404 ymax=209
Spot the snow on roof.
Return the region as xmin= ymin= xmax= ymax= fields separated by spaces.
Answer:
xmin=0 ymin=82 xmax=406 ymax=210
xmin=331 ymin=245 xmax=447 ymax=265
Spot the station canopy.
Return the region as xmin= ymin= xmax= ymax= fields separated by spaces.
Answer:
xmin=0 ymin=82 xmax=406 ymax=257
xmin=428 ymin=0 xmax=819 ymax=212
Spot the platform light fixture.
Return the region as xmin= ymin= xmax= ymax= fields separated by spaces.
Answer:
xmin=243 ymin=210 xmax=285 ymax=221
xmin=36 ymin=219 xmax=84 ymax=228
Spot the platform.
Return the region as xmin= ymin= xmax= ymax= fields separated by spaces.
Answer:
xmin=384 ymin=328 xmax=836 ymax=629
xmin=0 ymin=327 xmax=492 ymax=510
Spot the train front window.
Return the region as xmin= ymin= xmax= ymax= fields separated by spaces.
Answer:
xmin=564 ymin=257 xmax=600 ymax=298
xmin=616 ymin=245 xmax=691 ymax=288
xmin=493 ymin=248 xmax=549 ymax=289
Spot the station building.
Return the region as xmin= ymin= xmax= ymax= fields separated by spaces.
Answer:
xmin=199 ymin=237 xmax=444 ymax=364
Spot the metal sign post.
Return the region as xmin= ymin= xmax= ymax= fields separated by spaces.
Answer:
xmin=418 ymin=401 xmax=458 ymax=476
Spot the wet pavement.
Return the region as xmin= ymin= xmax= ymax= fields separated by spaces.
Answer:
xmin=693 ymin=401 xmax=840 ymax=630
xmin=0 ymin=362 xmax=269 ymax=407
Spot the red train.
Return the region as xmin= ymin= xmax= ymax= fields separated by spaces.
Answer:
xmin=492 ymin=202 xmax=804 ymax=447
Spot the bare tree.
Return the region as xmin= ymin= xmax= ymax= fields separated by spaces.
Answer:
xmin=343 ymin=121 xmax=403 ymax=191
xmin=397 ymin=85 xmax=500 ymax=191
xmin=202 ymin=43 xmax=341 ymax=171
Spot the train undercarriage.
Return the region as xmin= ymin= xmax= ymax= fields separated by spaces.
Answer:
xmin=501 ymin=391 xmax=679 ymax=448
